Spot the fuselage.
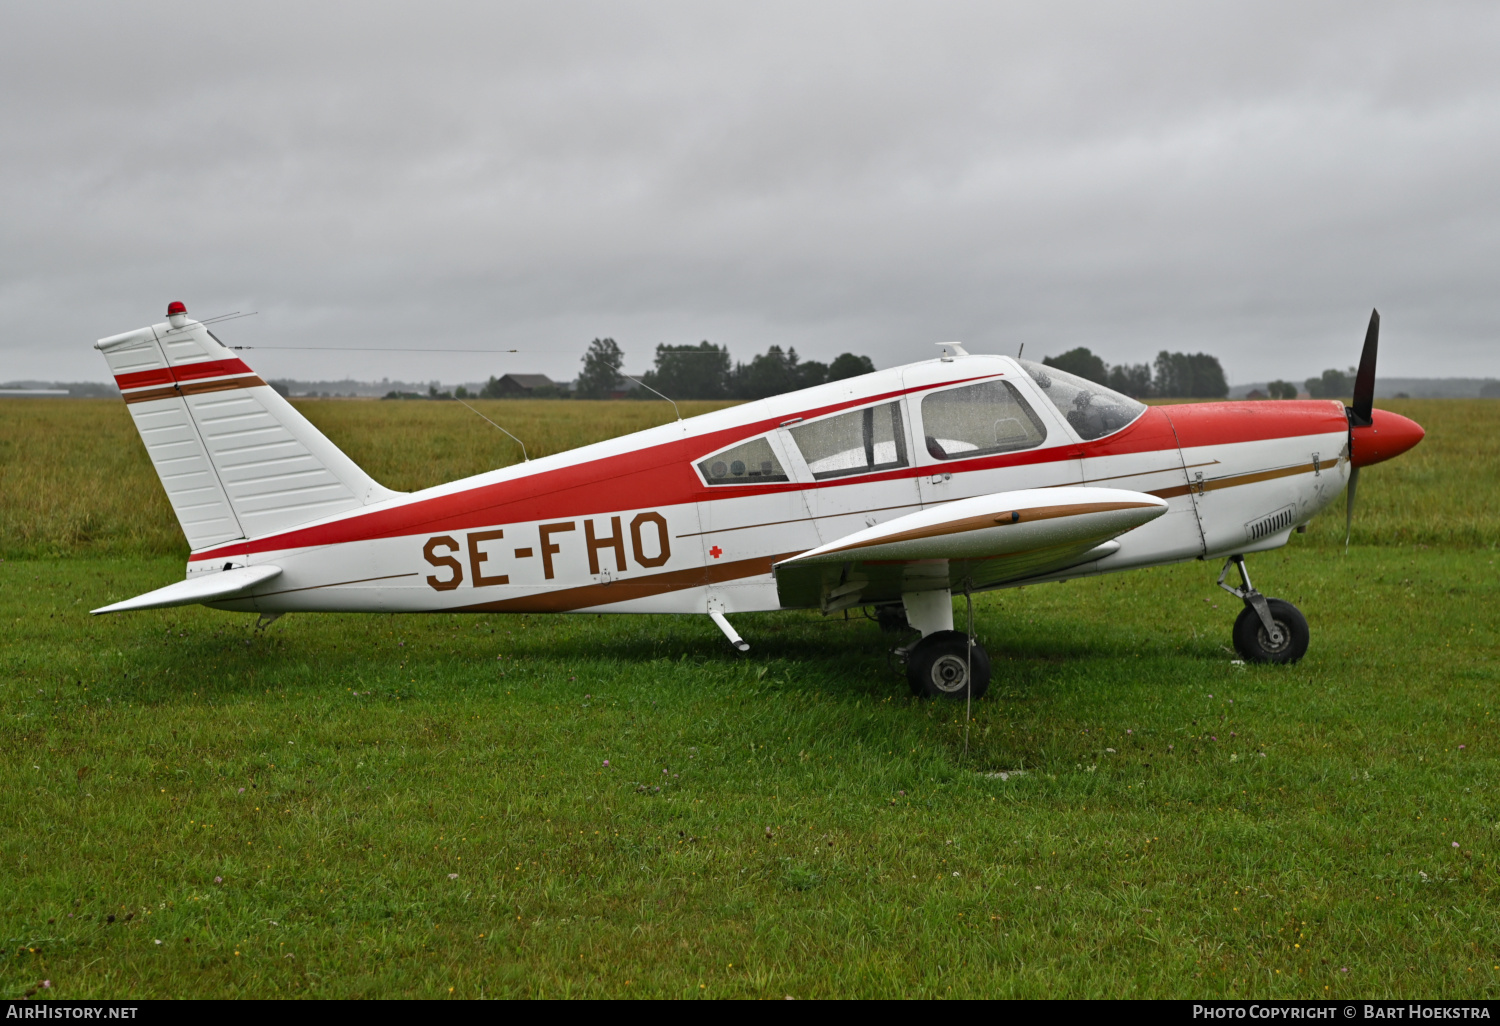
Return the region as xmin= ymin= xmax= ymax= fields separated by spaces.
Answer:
xmin=194 ymin=353 xmax=1379 ymax=617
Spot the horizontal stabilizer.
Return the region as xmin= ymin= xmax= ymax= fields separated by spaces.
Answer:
xmin=773 ymin=487 xmax=1166 ymax=610
xmin=91 ymin=564 xmax=282 ymax=615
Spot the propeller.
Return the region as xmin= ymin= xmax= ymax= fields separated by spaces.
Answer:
xmin=1345 ymin=308 xmax=1379 ymax=550
xmin=1351 ymin=309 xmax=1378 ymax=427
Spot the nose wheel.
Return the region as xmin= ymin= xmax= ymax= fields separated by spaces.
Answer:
xmin=1218 ymin=555 xmax=1309 ymax=664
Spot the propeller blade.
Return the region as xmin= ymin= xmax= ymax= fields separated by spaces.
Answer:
xmin=1345 ymin=465 xmax=1360 ymax=552
xmin=1351 ymin=308 xmax=1378 ymax=426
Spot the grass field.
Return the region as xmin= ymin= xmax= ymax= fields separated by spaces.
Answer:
xmin=1 ymin=397 xmax=1497 ymax=998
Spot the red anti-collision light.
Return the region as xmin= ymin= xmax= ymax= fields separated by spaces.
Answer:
xmin=167 ymin=301 xmax=187 ymax=316
xmin=1350 ymin=408 xmax=1425 ymax=468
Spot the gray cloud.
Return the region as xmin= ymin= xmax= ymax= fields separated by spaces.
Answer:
xmin=3 ymin=1 xmax=1498 ymax=385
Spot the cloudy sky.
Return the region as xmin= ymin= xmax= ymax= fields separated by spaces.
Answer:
xmin=3 ymin=1 xmax=1498 ymax=386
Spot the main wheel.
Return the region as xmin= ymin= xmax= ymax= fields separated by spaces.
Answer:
xmin=906 ymin=630 xmax=991 ymax=700
xmin=1232 ymin=598 xmax=1309 ymax=664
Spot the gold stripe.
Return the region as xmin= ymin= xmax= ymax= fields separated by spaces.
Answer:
xmin=1074 ymin=459 xmax=1220 ymax=487
xmin=123 ymin=375 xmax=268 ymax=404
xmin=456 ymin=551 xmax=802 ymax=614
xmin=121 ymin=384 xmax=181 ymax=404
xmin=1150 ymin=461 xmax=1317 ymax=499
xmin=179 ymin=375 xmax=266 ymax=396
xmin=800 ymin=501 xmax=1159 ymax=558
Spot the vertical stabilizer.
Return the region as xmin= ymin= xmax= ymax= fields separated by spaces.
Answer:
xmin=96 ymin=303 xmax=402 ymax=550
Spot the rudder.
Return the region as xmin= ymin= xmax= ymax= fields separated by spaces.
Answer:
xmin=96 ymin=302 xmax=402 ymax=551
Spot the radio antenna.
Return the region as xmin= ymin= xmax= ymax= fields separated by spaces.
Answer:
xmin=230 ymin=345 xmax=520 ymax=353
xmin=455 ymin=398 xmax=528 ymax=462
xmin=200 ymin=311 xmax=257 ymax=326
xmin=616 ymin=372 xmax=681 ymax=422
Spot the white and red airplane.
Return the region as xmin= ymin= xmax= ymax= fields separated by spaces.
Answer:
xmin=92 ymin=302 xmax=1423 ymax=699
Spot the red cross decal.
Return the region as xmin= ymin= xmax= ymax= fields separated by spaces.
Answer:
xmin=709 ymin=545 xmax=723 ymax=559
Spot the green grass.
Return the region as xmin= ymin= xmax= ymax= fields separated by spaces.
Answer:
xmin=1 ymin=397 xmax=1497 ymax=998
xmin=1 ymin=397 xmax=1493 ymax=560
xmin=0 ymin=397 xmax=738 ymax=560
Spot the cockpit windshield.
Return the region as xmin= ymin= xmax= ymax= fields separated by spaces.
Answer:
xmin=1018 ymin=359 xmax=1146 ymax=441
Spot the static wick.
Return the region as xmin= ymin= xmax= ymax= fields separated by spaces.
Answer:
xmin=456 ymin=398 xmax=529 ymax=462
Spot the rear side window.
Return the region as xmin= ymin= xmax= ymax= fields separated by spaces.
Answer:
xmin=698 ymin=436 xmax=789 ymax=485
xmin=920 ymin=379 xmax=1047 ymax=460
xmin=789 ymin=401 xmax=909 ymax=480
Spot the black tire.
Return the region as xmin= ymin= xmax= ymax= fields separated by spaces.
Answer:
xmin=906 ymin=630 xmax=991 ymax=700
xmin=1232 ymin=598 xmax=1309 ymax=664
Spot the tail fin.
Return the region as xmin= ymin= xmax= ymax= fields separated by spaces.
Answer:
xmin=96 ymin=303 xmax=402 ymax=551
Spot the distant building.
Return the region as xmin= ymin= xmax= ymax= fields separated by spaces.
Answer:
xmin=484 ymin=374 xmax=568 ymax=398
xmin=1246 ymin=389 xmax=1267 ymax=400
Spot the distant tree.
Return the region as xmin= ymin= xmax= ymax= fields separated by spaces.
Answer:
xmin=733 ymin=346 xmax=801 ymax=399
xmin=827 ymin=353 xmax=876 ymax=381
xmin=268 ymin=380 xmax=291 ymax=397
xmin=1154 ymin=351 xmax=1228 ymax=398
xmin=1106 ymin=363 xmax=1154 ymax=398
xmin=1266 ymin=380 xmax=1299 ymax=400
xmin=576 ymin=338 xmax=625 ymax=399
xmin=794 ymin=360 xmax=829 ymax=390
xmin=650 ymin=341 xmax=730 ymax=399
xmin=1189 ymin=354 xmax=1229 ymax=398
xmin=1153 ymin=352 xmax=1186 ymax=398
xmin=1043 ymin=347 xmax=1109 ymax=385
xmin=1481 ymin=381 xmax=1500 ymax=399
xmin=455 ymin=385 xmax=470 ymax=399
xmin=479 ymin=376 xmax=503 ymax=399
xmin=1305 ymin=367 xmax=1355 ymax=399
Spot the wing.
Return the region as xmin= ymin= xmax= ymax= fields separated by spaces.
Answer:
xmin=773 ymin=487 xmax=1166 ymax=612
xmin=91 ymin=564 xmax=282 ymax=614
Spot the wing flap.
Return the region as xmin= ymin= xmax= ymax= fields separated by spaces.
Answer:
xmin=773 ymin=487 xmax=1165 ymax=610
xmin=91 ymin=564 xmax=282 ymax=614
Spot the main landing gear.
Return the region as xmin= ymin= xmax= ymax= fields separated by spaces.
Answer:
xmin=1217 ymin=554 xmax=1309 ymax=664
xmin=883 ymin=589 xmax=992 ymax=700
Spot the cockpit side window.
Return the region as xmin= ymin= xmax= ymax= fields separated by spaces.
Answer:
xmin=789 ymin=401 xmax=909 ymax=480
xmin=697 ymin=435 xmax=789 ymax=485
xmin=1018 ymin=359 xmax=1146 ymax=441
xmin=919 ymin=379 xmax=1047 ymax=461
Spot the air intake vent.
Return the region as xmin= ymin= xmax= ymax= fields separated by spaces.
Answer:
xmin=1245 ymin=504 xmax=1297 ymax=542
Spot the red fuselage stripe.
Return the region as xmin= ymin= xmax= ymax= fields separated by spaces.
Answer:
xmin=187 ymin=397 xmax=1349 ymax=563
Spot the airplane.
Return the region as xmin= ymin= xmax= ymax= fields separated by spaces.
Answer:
xmin=91 ymin=302 xmax=1424 ymax=700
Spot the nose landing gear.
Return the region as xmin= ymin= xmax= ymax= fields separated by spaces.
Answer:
xmin=1217 ymin=555 xmax=1309 ymax=664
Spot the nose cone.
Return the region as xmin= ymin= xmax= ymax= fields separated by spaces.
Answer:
xmin=1350 ymin=408 xmax=1425 ymax=468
